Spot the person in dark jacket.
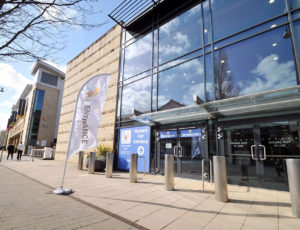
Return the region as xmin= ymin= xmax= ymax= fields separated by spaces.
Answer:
xmin=7 ymin=144 xmax=15 ymax=160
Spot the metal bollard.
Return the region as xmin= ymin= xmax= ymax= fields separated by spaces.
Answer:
xmin=129 ymin=154 xmax=138 ymax=183
xmin=0 ymin=150 xmax=3 ymax=162
xmin=164 ymin=154 xmax=174 ymax=191
xmin=105 ymin=152 xmax=113 ymax=178
xmin=77 ymin=151 xmax=84 ymax=170
xmin=286 ymin=159 xmax=300 ymax=218
xmin=213 ymin=156 xmax=228 ymax=202
xmin=88 ymin=152 xmax=96 ymax=174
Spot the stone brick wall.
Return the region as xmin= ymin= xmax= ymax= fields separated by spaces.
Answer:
xmin=55 ymin=25 xmax=121 ymax=162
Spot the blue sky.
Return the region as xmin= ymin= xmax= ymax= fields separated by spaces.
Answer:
xmin=0 ymin=1 xmax=121 ymax=130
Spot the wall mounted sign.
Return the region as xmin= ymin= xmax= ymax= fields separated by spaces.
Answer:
xmin=118 ymin=126 xmax=150 ymax=173
xmin=160 ymin=130 xmax=177 ymax=139
xmin=180 ymin=128 xmax=201 ymax=137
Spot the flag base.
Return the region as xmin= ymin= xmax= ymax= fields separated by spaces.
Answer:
xmin=53 ymin=188 xmax=73 ymax=195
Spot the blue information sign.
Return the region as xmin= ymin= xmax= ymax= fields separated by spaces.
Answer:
xmin=180 ymin=128 xmax=202 ymax=137
xmin=118 ymin=126 xmax=150 ymax=173
xmin=160 ymin=130 xmax=177 ymax=139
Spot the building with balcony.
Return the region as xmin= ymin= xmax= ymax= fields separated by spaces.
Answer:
xmin=6 ymin=60 xmax=65 ymax=153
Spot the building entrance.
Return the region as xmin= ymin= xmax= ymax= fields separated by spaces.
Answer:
xmin=156 ymin=126 xmax=207 ymax=177
xmin=220 ymin=120 xmax=300 ymax=191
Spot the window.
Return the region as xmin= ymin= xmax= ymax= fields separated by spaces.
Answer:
xmin=123 ymin=33 xmax=152 ymax=79
xmin=28 ymin=89 xmax=45 ymax=145
xmin=121 ymin=77 xmax=151 ymax=120
xmin=205 ymin=53 xmax=214 ymax=101
xmin=41 ymin=72 xmax=58 ymax=86
xmin=159 ymin=4 xmax=203 ymax=64
xmin=158 ymin=57 xmax=204 ymax=110
xmin=293 ymin=20 xmax=300 ymax=66
xmin=211 ymin=0 xmax=286 ymax=41
xmin=289 ymin=0 xmax=300 ymax=10
xmin=214 ymin=26 xmax=297 ymax=100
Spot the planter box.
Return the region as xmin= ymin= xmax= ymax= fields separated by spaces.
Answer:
xmin=85 ymin=158 xmax=106 ymax=172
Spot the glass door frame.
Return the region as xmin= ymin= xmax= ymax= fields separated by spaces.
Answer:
xmin=217 ymin=114 xmax=300 ymax=190
xmin=154 ymin=122 xmax=208 ymax=178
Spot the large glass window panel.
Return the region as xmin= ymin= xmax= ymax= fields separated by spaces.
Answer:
xmin=205 ymin=54 xmax=214 ymax=101
xmin=211 ymin=0 xmax=286 ymax=41
xmin=158 ymin=58 xmax=204 ymax=110
xmin=158 ymin=49 xmax=203 ymax=72
xmin=214 ymin=26 xmax=297 ymax=100
xmin=203 ymin=0 xmax=211 ymax=45
xmin=214 ymin=16 xmax=288 ymax=50
xmin=117 ymin=87 xmax=122 ymax=120
xmin=121 ymin=77 xmax=151 ymax=120
xmin=123 ymin=33 xmax=152 ymax=79
xmin=292 ymin=10 xmax=300 ymax=20
xmin=152 ymin=73 xmax=157 ymax=111
xmin=289 ymin=0 xmax=300 ymax=10
xmin=119 ymin=49 xmax=124 ymax=81
xmin=294 ymin=20 xmax=300 ymax=65
xmin=153 ymin=29 xmax=158 ymax=67
xmin=159 ymin=4 xmax=203 ymax=64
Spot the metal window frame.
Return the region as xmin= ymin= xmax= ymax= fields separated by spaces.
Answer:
xmin=117 ymin=0 xmax=300 ymax=125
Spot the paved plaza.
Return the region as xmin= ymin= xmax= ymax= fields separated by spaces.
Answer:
xmin=0 ymin=152 xmax=300 ymax=230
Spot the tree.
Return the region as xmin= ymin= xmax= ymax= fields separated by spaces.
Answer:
xmin=214 ymin=50 xmax=241 ymax=99
xmin=0 ymin=0 xmax=105 ymax=61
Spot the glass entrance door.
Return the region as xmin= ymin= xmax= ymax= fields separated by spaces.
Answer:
xmin=221 ymin=120 xmax=300 ymax=190
xmin=157 ymin=127 xmax=205 ymax=177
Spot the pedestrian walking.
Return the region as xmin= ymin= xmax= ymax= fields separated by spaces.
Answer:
xmin=17 ymin=142 xmax=25 ymax=160
xmin=7 ymin=144 xmax=15 ymax=160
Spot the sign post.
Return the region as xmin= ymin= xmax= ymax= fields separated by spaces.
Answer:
xmin=53 ymin=74 xmax=110 ymax=195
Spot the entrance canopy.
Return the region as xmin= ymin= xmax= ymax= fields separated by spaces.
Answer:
xmin=131 ymin=86 xmax=300 ymax=126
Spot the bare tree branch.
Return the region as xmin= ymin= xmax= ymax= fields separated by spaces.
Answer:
xmin=0 ymin=0 xmax=106 ymax=62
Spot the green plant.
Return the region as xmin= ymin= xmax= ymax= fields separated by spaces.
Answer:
xmin=95 ymin=144 xmax=112 ymax=161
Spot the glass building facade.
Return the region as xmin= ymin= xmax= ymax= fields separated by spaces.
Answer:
xmin=115 ymin=0 xmax=300 ymax=191
xmin=28 ymin=89 xmax=45 ymax=146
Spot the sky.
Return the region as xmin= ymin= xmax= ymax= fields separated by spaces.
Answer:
xmin=0 ymin=1 xmax=121 ymax=130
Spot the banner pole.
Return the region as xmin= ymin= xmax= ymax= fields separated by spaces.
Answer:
xmin=54 ymin=74 xmax=110 ymax=195
xmin=61 ymin=152 xmax=69 ymax=188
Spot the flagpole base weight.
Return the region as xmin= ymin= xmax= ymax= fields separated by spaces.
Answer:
xmin=53 ymin=188 xmax=73 ymax=195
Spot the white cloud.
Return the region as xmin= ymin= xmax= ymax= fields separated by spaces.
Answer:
xmin=122 ymin=79 xmax=151 ymax=115
xmin=0 ymin=112 xmax=9 ymax=130
xmin=174 ymin=32 xmax=190 ymax=48
xmin=242 ymin=54 xmax=296 ymax=95
xmin=125 ymin=34 xmax=152 ymax=60
xmin=187 ymin=4 xmax=202 ymax=17
xmin=160 ymin=18 xmax=179 ymax=35
xmin=0 ymin=100 xmax=14 ymax=107
xmin=0 ymin=63 xmax=32 ymax=95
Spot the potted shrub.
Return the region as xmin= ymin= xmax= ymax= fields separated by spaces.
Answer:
xmin=85 ymin=144 xmax=112 ymax=171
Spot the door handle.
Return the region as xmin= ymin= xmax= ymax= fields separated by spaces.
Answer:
xmin=259 ymin=145 xmax=266 ymax=160
xmin=251 ymin=145 xmax=258 ymax=160
xmin=174 ymin=146 xmax=178 ymax=157
xmin=178 ymin=147 xmax=183 ymax=158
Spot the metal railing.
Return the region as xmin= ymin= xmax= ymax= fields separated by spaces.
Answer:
xmin=202 ymin=159 xmax=212 ymax=190
xmin=30 ymin=149 xmax=44 ymax=161
xmin=138 ymin=155 xmax=146 ymax=176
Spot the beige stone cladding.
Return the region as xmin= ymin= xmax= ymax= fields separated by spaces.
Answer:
xmin=55 ymin=25 xmax=121 ymax=162
xmin=35 ymin=83 xmax=60 ymax=147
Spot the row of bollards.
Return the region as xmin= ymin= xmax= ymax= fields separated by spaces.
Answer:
xmin=78 ymin=151 xmax=114 ymax=178
xmin=78 ymin=152 xmax=300 ymax=218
